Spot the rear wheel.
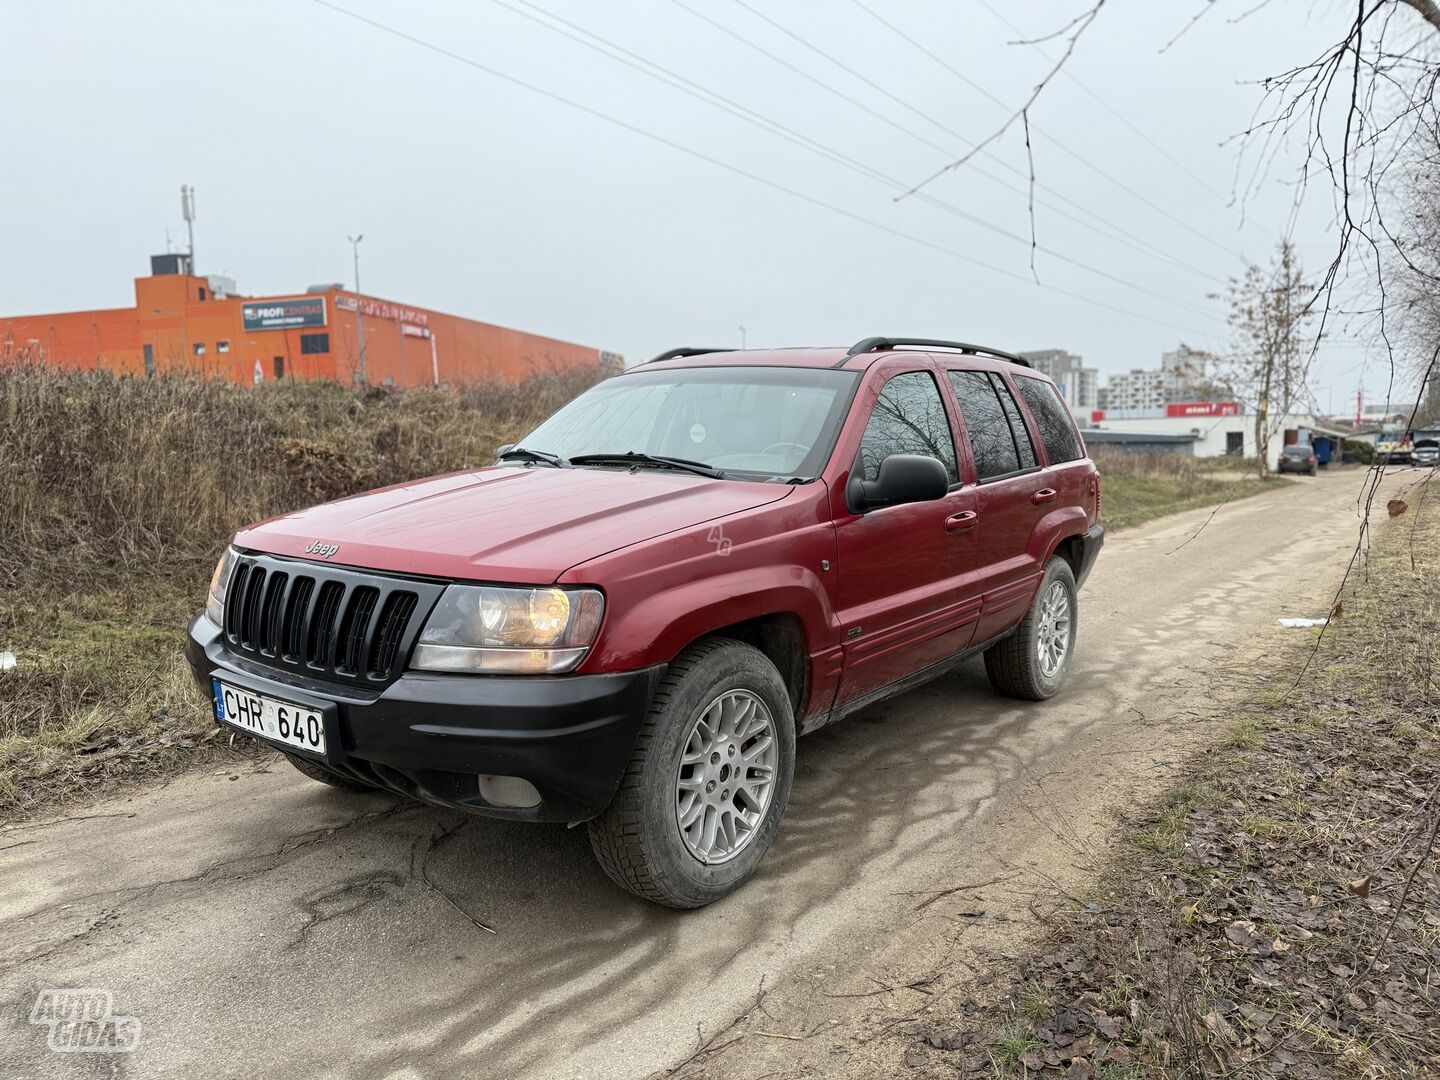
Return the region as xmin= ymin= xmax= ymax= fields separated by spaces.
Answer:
xmin=283 ymin=751 xmax=376 ymax=792
xmin=587 ymin=638 xmax=795 ymax=908
xmin=984 ymin=556 xmax=1078 ymax=700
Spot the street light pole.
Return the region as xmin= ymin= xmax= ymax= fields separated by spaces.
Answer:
xmin=739 ymin=325 xmax=747 ymax=349
xmin=348 ymin=233 xmax=366 ymax=384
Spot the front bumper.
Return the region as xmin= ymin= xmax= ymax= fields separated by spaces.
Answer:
xmin=186 ymin=613 xmax=663 ymax=822
xmin=1075 ymin=524 xmax=1104 ymax=589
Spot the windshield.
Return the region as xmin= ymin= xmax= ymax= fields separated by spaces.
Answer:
xmin=513 ymin=366 xmax=860 ymax=480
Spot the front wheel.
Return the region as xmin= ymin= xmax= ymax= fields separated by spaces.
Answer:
xmin=984 ymin=556 xmax=1078 ymax=700
xmin=587 ymin=638 xmax=795 ymax=908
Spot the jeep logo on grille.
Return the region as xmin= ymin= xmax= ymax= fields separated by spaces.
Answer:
xmin=303 ymin=541 xmax=340 ymax=559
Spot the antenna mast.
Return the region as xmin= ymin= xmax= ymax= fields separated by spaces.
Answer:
xmin=180 ymin=185 xmax=196 ymax=272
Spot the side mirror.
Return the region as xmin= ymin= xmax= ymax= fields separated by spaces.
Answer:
xmin=494 ymin=443 xmax=515 ymax=462
xmin=847 ymin=454 xmax=949 ymax=513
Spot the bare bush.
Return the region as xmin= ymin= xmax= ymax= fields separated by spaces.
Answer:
xmin=0 ymin=365 xmax=604 ymax=587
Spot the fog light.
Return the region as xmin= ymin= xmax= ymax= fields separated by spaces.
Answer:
xmin=478 ymin=774 xmax=541 ymax=808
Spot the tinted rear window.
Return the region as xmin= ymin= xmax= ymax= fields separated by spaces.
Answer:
xmin=1014 ymin=376 xmax=1084 ymax=464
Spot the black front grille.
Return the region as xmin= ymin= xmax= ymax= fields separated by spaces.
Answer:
xmin=222 ymin=554 xmax=444 ymax=686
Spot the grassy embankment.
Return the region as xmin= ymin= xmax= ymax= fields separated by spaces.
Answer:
xmin=951 ymin=492 xmax=1440 ymax=1076
xmin=0 ymin=370 xmax=1293 ymax=819
xmin=1092 ymin=447 xmax=1286 ymax=531
xmin=0 ymin=366 xmax=601 ymax=817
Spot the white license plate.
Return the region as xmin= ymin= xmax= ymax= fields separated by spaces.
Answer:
xmin=213 ymin=679 xmax=326 ymax=755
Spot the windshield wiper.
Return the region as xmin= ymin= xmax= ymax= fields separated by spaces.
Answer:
xmin=498 ymin=446 xmax=571 ymax=468
xmin=570 ymin=451 xmax=724 ymax=480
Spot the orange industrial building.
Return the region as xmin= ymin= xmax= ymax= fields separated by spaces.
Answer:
xmin=0 ymin=254 xmax=620 ymax=387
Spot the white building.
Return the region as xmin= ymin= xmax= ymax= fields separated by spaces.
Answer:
xmin=1104 ymin=368 xmax=1169 ymax=412
xmin=1019 ymin=348 xmax=1099 ymax=417
xmin=1088 ymin=411 xmax=1322 ymax=460
xmin=1101 ymin=349 xmax=1215 ymax=412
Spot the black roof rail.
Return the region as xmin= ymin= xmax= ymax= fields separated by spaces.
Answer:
xmin=647 ymin=347 xmax=731 ymax=364
xmin=841 ymin=336 xmax=1031 ymax=368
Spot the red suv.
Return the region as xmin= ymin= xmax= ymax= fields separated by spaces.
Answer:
xmin=187 ymin=337 xmax=1103 ymax=907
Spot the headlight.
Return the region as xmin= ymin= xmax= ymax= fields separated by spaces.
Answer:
xmin=205 ymin=546 xmax=239 ymax=626
xmin=411 ymin=585 xmax=604 ymax=674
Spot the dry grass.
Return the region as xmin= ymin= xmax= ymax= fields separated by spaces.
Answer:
xmin=0 ymin=364 xmax=602 ymax=588
xmin=958 ymin=490 xmax=1440 ymax=1076
xmin=0 ymin=365 xmax=603 ymax=818
xmin=1091 ymin=448 xmax=1282 ymax=531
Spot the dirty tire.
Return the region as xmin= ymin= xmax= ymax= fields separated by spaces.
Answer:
xmin=984 ymin=556 xmax=1078 ymax=701
xmin=587 ymin=638 xmax=796 ymax=908
xmin=284 ymin=752 xmax=377 ymax=792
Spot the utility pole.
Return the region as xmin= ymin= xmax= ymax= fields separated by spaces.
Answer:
xmin=348 ymin=234 xmax=366 ymax=384
xmin=739 ymin=325 xmax=747 ymax=349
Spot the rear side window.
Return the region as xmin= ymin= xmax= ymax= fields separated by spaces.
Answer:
xmin=1015 ymin=376 xmax=1084 ymax=464
xmin=947 ymin=370 xmax=1037 ymax=480
xmin=857 ymin=371 xmax=959 ymax=484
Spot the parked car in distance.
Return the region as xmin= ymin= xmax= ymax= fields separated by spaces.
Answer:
xmin=1278 ymin=443 xmax=1318 ymax=476
xmin=1411 ymin=438 xmax=1438 ymax=468
xmin=187 ymin=337 xmax=1103 ymax=907
xmin=1375 ymin=427 xmax=1412 ymax=465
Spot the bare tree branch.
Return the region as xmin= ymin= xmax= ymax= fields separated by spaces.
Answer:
xmin=1398 ymin=0 xmax=1440 ymax=34
xmin=1159 ymin=2 xmax=1219 ymax=55
xmin=896 ymin=0 xmax=1105 ymax=202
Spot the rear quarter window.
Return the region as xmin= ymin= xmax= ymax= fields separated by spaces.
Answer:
xmin=1014 ymin=376 xmax=1084 ymax=464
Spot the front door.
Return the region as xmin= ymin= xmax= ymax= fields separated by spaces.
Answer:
xmin=833 ymin=369 xmax=980 ymax=710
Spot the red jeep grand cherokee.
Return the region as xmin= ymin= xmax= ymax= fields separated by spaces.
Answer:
xmin=187 ymin=337 xmax=1103 ymax=907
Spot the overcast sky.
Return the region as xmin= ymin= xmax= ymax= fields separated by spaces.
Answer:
xmin=2 ymin=1 xmax=1406 ymax=411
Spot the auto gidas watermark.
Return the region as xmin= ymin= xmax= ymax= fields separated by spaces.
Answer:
xmin=29 ymin=988 xmax=140 ymax=1053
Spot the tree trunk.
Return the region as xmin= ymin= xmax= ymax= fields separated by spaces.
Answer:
xmin=1256 ymin=360 xmax=1273 ymax=480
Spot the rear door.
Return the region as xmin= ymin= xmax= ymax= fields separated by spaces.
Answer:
xmin=831 ymin=367 xmax=980 ymax=710
xmin=944 ymin=368 xmax=1050 ymax=642
xmin=1011 ymin=373 xmax=1091 ymax=513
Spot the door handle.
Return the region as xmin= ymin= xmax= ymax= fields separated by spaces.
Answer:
xmin=1031 ymin=488 xmax=1058 ymax=505
xmin=945 ymin=510 xmax=978 ymax=531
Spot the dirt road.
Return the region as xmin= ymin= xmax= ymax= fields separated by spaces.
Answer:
xmin=1 ymin=471 xmax=1369 ymax=1079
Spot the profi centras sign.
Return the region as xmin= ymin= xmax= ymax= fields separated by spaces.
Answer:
xmin=241 ymin=297 xmax=327 ymax=332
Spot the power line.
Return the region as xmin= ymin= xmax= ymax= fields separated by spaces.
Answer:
xmin=496 ymin=0 xmax=1224 ymax=322
xmin=968 ymin=0 xmax=1236 ymax=207
xmin=667 ymin=0 xmax=1224 ymax=288
xmin=310 ymin=0 xmax=1217 ymax=338
xmin=730 ymin=0 xmax=1246 ymax=263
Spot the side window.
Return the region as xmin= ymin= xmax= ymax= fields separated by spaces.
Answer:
xmin=1015 ymin=376 xmax=1084 ymax=464
xmin=991 ymin=374 xmax=1038 ymax=470
xmin=947 ymin=370 xmax=1036 ymax=480
xmin=857 ymin=371 xmax=959 ymax=484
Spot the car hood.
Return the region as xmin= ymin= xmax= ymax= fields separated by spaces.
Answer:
xmin=234 ymin=465 xmax=794 ymax=583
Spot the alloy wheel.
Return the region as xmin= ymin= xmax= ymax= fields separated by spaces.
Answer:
xmin=1036 ymin=580 xmax=1072 ymax=680
xmin=674 ymin=689 xmax=778 ymax=864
